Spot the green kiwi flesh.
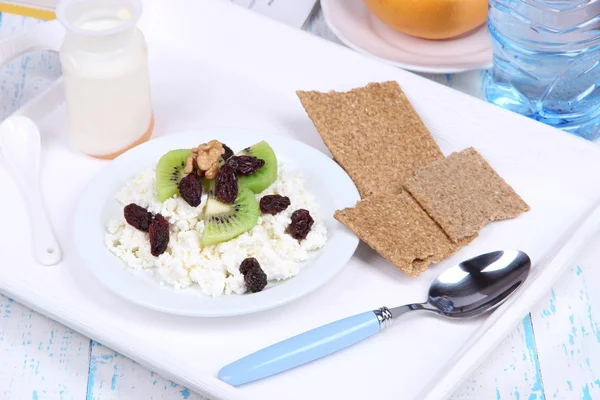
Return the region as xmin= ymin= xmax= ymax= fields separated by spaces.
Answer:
xmin=155 ymin=149 xmax=194 ymax=202
xmin=237 ymin=141 xmax=277 ymax=194
xmin=201 ymin=178 xmax=214 ymax=194
xmin=201 ymin=186 xmax=259 ymax=246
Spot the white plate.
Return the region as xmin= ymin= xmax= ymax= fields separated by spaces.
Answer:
xmin=72 ymin=129 xmax=360 ymax=317
xmin=321 ymin=0 xmax=493 ymax=74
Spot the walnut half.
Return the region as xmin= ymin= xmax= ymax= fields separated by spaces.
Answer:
xmin=183 ymin=156 xmax=195 ymax=174
xmin=191 ymin=140 xmax=225 ymax=179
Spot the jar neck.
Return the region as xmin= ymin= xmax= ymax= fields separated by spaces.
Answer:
xmin=56 ymin=0 xmax=142 ymax=52
xmin=65 ymin=25 xmax=137 ymax=53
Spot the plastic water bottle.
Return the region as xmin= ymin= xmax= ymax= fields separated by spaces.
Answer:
xmin=484 ymin=0 xmax=600 ymax=140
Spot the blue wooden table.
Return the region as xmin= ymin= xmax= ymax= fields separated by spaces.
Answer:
xmin=1 ymin=3 xmax=599 ymax=399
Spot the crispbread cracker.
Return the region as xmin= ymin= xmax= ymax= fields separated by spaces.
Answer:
xmin=405 ymin=147 xmax=530 ymax=242
xmin=334 ymin=191 xmax=474 ymax=277
xmin=410 ymin=232 xmax=477 ymax=273
xmin=297 ymin=81 xmax=443 ymax=198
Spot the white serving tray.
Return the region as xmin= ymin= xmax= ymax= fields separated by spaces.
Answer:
xmin=2 ymin=1 xmax=600 ymax=399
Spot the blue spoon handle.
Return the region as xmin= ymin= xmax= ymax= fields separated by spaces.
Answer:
xmin=218 ymin=308 xmax=392 ymax=386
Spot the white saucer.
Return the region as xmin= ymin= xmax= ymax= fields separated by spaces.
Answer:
xmin=321 ymin=0 xmax=493 ymax=74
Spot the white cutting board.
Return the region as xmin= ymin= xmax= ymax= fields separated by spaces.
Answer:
xmin=2 ymin=1 xmax=600 ymax=399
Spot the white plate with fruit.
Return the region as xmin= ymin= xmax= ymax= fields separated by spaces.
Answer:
xmin=72 ymin=128 xmax=360 ymax=317
xmin=322 ymin=0 xmax=493 ymax=73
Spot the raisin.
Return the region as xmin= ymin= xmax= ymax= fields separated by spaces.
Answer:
xmin=239 ymin=258 xmax=268 ymax=293
xmin=260 ymin=195 xmax=291 ymax=215
xmin=244 ymin=266 xmax=268 ymax=293
xmin=239 ymin=257 xmax=260 ymax=275
xmin=288 ymin=209 xmax=314 ymax=240
xmin=215 ymin=164 xmax=238 ymax=203
xmin=178 ymin=173 xmax=203 ymax=207
xmin=221 ymin=143 xmax=234 ymax=162
xmin=149 ymin=214 xmax=169 ymax=256
xmin=123 ymin=203 xmax=153 ymax=232
xmin=226 ymin=156 xmax=265 ymax=176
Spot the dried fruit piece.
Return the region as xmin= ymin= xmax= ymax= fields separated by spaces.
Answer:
xmin=244 ymin=265 xmax=268 ymax=293
xmin=221 ymin=143 xmax=234 ymax=162
xmin=149 ymin=214 xmax=170 ymax=256
xmin=178 ymin=173 xmax=203 ymax=207
xmin=215 ymin=164 xmax=238 ymax=204
xmin=239 ymin=257 xmax=260 ymax=275
xmin=226 ymin=155 xmax=265 ymax=176
xmin=260 ymin=195 xmax=291 ymax=215
xmin=288 ymin=209 xmax=314 ymax=240
xmin=123 ymin=203 xmax=153 ymax=232
xmin=236 ymin=141 xmax=278 ymax=193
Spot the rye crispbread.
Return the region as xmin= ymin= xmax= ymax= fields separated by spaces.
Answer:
xmin=334 ymin=191 xmax=474 ymax=277
xmin=405 ymin=147 xmax=530 ymax=242
xmin=296 ymin=81 xmax=443 ymax=198
xmin=297 ymin=81 xmax=528 ymax=277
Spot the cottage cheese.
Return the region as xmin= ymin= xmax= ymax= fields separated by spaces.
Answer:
xmin=104 ymin=161 xmax=327 ymax=297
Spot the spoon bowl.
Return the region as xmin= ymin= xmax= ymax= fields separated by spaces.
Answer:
xmin=0 ymin=116 xmax=41 ymax=181
xmin=426 ymin=250 xmax=531 ymax=318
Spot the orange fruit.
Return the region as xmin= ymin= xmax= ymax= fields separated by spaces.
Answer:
xmin=363 ymin=0 xmax=488 ymax=40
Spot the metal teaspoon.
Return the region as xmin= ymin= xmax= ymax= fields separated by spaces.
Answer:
xmin=218 ymin=250 xmax=531 ymax=386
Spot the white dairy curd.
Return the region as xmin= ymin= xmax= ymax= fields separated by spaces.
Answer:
xmin=105 ymin=162 xmax=328 ymax=297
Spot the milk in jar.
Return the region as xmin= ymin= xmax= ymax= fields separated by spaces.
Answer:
xmin=56 ymin=0 xmax=153 ymax=159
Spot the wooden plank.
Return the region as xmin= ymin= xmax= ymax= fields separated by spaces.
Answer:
xmin=0 ymin=11 xmax=91 ymax=400
xmin=0 ymin=294 xmax=90 ymax=400
xmin=451 ymin=315 xmax=545 ymax=399
xmin=531 ymin=237 xmax=600 ymax=400
xmin=86 ymin=319 xmax=543 ymax=400
xmin=0 ymin=13 xmax=62 ymax=122
xmin=87 ymin=341 xmax=207 ymax=400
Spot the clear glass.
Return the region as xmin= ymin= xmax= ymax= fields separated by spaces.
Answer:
xmin=483 ymin=0 xmax=600 ymax=141
xmin=56 ymin=0 xmax=154 ymax=158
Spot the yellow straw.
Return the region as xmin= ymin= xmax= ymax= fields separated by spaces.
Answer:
xmin=0 ymin=2 xmax=56 ymax=20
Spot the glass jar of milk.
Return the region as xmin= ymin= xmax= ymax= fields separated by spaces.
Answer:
xmin=56 ymin=0 xmax=153 ymax=159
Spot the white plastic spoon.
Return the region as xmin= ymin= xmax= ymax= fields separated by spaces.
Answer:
xmin=0 ymin=116 xmax=62 ymax=265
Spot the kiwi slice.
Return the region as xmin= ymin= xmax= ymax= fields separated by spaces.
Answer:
xmin=155 ymin=149 xmax=194 ymax=202
xmin=201 ymin=178 xmax=214 ymax=194
xmin=237 ymin=141 xmax=278 ymax=194
xmin=201 ymin=186 xmax=259 ymax=246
